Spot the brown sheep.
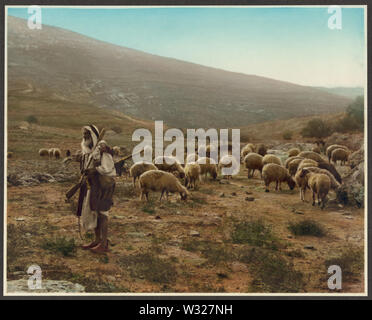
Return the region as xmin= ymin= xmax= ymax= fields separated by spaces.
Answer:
xmin=285 ymin=156 xmax=304 ymax=168
xmin=154 ymin=156 xmax=185 ymax=178
xmin=331 ymin=148 xmax=350 ymax=166
xmin=139 ymin=170 xmax=189 ymax=201
xmin=312 ymin=146 xmax=321 ymax=154
xmin=297 ymin=159 xmax=318 ymax=172
xmin=288 ymin=148 xmax=300 ymax=157
xmin=244 ymin=153 xmax=263 ymax=178
xmin=288 ymin=158 xmax=304 ymax=176
xmin=326 ymin=144 xmax=348 ymax=163
xmin=256 ymin=144 xmax=267 ymax=156
xmin=39 ymin=148 xmax=49 ymax=157
xmin=298 ymin=151 xmax=324 ymax=163
xmin=262 ymin=163 xmax=296 ymax=192
xmin=130 ymin=161 xmax=158 ymax=187
xmin=241 ymin=144 xmax=254 ymax=161
xmin=262 ymin=154 xmax=282 ymax=166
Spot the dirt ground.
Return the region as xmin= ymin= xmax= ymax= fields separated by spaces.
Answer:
xmin=6 ymin=158 xmax=365 ymax=294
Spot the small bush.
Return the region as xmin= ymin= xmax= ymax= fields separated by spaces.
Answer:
xmin=333 ymin=115 xmax=360 ymax=133
xmin=25 ymin=115 xmax=38 ymax=124
xmin=282 ymin=130 xmax=293 ymax=140
xmin=238 ymin=248 xmax=304 ymax=292
xmin=301 ymin=118 xmax=332 ymax=138
xmin=325 ymin=246 xmax=363 ymax=281
xmin=231 ymin=219 xmax=281 ymax=250
xmin=288 ymin=219 xmax=325 ymax=237
xmin=142 ymin=201 xmax=156 ymax=214
xmin=41 ymin=237 xmax=76 ymax=257
xmin=119 ymin=252 xmax=177 ymax=284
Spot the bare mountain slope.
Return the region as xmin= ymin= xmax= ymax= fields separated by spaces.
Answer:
xmin=8 ymin=16 xmax=351 ymax=128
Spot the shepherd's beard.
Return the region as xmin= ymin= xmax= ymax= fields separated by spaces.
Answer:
xmin=81 ymin=136 xmax=93 ymax=153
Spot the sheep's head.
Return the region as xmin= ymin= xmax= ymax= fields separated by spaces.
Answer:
xmin=180 ymin=189 xmax=189 ymax=200
xmin=287 ymin=177 xmax=296 ymax=190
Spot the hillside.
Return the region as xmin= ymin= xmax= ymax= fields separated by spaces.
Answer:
xmin=8 ymin=15 xmax=351 ymax=128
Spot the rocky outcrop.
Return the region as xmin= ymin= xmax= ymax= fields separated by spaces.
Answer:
xmin=7 ymin=279 xmax=85 ymax=293
xmin=336 ymin=146 xmax=364 ymax=208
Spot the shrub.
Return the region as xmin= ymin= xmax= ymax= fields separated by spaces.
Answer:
xmin=288 ymin=219 xmax=325 ymax=237
xmin=333 ymin=115 xmax=360 ymax=133
xmin=41 ymin=237 xmax=76 ymax=257
xmin=231 ymin=219 xmax=281 ymax=250
xmin=25 ymin=115 xmax=38 ymax=124
xmin=301 ymin=118 xmax=332 ymax=138
xmin=282 ymin=130 xmax=293 ymax=140
xmin=239 ymin=247 xmax=304 ymax=292
xmin=119 ymin=252 xmax=177 ymax=283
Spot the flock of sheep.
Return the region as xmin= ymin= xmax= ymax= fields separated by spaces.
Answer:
xmin=32 ymin=140 xmax=351 ymax=210
xmin=128 ymin=142 xmax=351 ymax=210
xmin=38 ymin=147 xmax=64 ymax=159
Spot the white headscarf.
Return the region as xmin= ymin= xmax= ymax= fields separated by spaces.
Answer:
xmin=81 ymin=125 xmax=99 ymax=155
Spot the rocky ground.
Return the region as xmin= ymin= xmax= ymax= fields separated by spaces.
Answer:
xmin=6 ymin=150 xmax=365 ymax=294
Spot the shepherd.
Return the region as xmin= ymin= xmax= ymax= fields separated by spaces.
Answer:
xmin=77 ymin=125 xmax=116 ymax=253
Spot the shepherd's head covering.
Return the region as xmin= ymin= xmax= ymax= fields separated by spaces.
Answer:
xmin=81 ymin=124 xmax=99 ymax=154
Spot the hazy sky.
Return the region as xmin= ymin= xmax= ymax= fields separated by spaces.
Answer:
xmin=8 ymin=6 xmax=365 ymax=87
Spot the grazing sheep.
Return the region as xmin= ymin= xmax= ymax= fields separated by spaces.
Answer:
xmin=154 ymin=156 xmax=185 ymax=178
xmin=326 ymin=144 xmax=348 ymax=162
xmin=288 ymin=148 xmax=300 ymax=157
xmin=184 ymin=162 xmax=201 ymax=189
xmin=297 ymin=159 xmax=318 ymax=172
xmin=7 ymin=152 xmax=13 ymax=159
xmin=298 ymin=151 xmax=324 ymax=163
xmin=331 ymin=148 xmax=350 ymax=166
xmin=299 ymin=166 xmax=340 ymax=190
xmin=285 ymin=156 xmax=304 ymax=168
xmin=130 ymin=161 xmax=158 ymax=187
xmin=113 ymin=146 xmax=120 ymax=156
xmin=218 ymin=155 xmax=239 ymax=179
xmin=294 ymin=169 xmax=309 ymax=202
xmin=288 ymin=158 xmax=304 ymax=176
xmin=317 ymin=161 xmax=342 ymax=184
xmin=139 ymin=170 xmax=189 ymax=201
xmin=256 ymin=144 xmax=267 ymax=156
xmin=262 ymin=163 xmax=296 ymax=192
xmin=66 ymin=149 xmax=71 ymax=157
xmin=48 ymin=148 xmax=55 ymax=158
xmin=299 ymin=169 xmax=331 ymax=209
xmin=262 ymin=154 xmax=282 ymax=166
xmin=244 ymin=153 xmax=263 ymax=179
xmin=241 ymin=144 xmax=254 ymax=161
xmin=196 ymin=157 xmax=218 ymax=180
xmin=53 ymin=148 xmax=61 ymax=159
xmin=312 ymin=146 xmax=321 ymax=154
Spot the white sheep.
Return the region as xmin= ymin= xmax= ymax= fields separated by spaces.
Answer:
xmin=139 ymin=170 xmax=189 ymax=201
xmin=298 ymin=168 xmax=331 ymax=209
xmin=218 ymin=155 xmax=239 ymax=179
xmin=184 ymin=162 xmax=201 ymax=189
